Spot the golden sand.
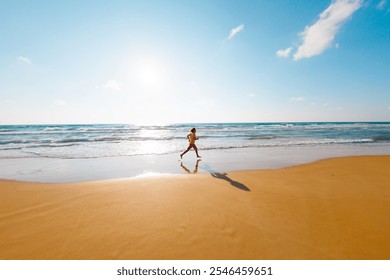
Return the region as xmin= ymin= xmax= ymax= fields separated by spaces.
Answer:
xmin=1 ymin=156 xmax=389 ymax=260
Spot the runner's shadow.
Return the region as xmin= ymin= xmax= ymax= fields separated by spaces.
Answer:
xmin=210 ymin=172 xmax=250 ymax=192
xmin=200 ymin=163 xmax=250 ymax=191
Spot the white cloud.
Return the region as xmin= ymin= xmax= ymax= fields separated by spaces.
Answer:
xmin=377 ymin=0 xmax=386 ymax=10
xmin=18 ymin=56 xmax=32 ymax=64
xmin=103 ymin=80 xmax=123 ymax=91
xmin=54 ymin=99 xmax=67 ymax=106
xmin=276 ymin=47 xmax=293 ymax=58
xmin=6 ymin=100 xmax=16 ymax=104
xmin=290 ymin=96 xmax=305 ymax=102
xmin=293 ymin=0 xmax=362 ymax=60
xmin=228 ymin=24 xmax=244 ymax=39
xmin=248 ymin=93 xmax=256 ymax=97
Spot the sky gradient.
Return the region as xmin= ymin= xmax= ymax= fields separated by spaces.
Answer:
xmin=1 ymin=0 xmax=389 ymax=124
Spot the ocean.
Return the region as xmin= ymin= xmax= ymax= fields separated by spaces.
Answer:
xmin=1 ymin=122 xmax=390 ymax=160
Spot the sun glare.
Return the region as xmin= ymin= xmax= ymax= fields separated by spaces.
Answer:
xmin=136 ymin=59 xmax=166 ymax=87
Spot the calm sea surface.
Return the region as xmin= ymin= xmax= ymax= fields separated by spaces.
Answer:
xmin=1 ymin=122 xmax=390 ymax=159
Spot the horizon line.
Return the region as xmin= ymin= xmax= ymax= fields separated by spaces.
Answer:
xmin=1 ymin=120 xmax=390 ymax=126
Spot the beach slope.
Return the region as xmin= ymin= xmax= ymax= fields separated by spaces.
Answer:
xmin=1 ymin=156 xmax=389 ymax=259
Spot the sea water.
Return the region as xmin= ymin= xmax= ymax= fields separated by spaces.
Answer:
xmin=1 ymin=122 xmax=390 ymax=182
xmin=1 ymin=122 xmax=390 ymax=159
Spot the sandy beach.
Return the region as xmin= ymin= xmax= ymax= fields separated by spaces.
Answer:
xmin=1 ymin=156 xmax=389 ymax=260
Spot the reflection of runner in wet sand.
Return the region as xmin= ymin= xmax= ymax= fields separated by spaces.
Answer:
xmin=180 ymin=159 xmax=201 ymax=174
xmin=180 ymin=128 xmax=201 ymax=159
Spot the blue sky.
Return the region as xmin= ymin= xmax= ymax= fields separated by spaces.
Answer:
xmin=1 ymin=0 xmax=389 ymax=124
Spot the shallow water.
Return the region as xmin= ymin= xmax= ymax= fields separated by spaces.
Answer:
xmin=1 ymin=144 xmax=389 ymax=183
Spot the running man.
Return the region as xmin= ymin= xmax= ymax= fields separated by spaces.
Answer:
xmin=180 ymin=127 xmax=201 ymax=159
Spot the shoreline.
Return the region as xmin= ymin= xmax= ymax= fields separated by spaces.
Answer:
xmin=1 ymin=144 xmax=390 ymax=183
xmin=1 ymin=155 xmax=390 ymax=259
